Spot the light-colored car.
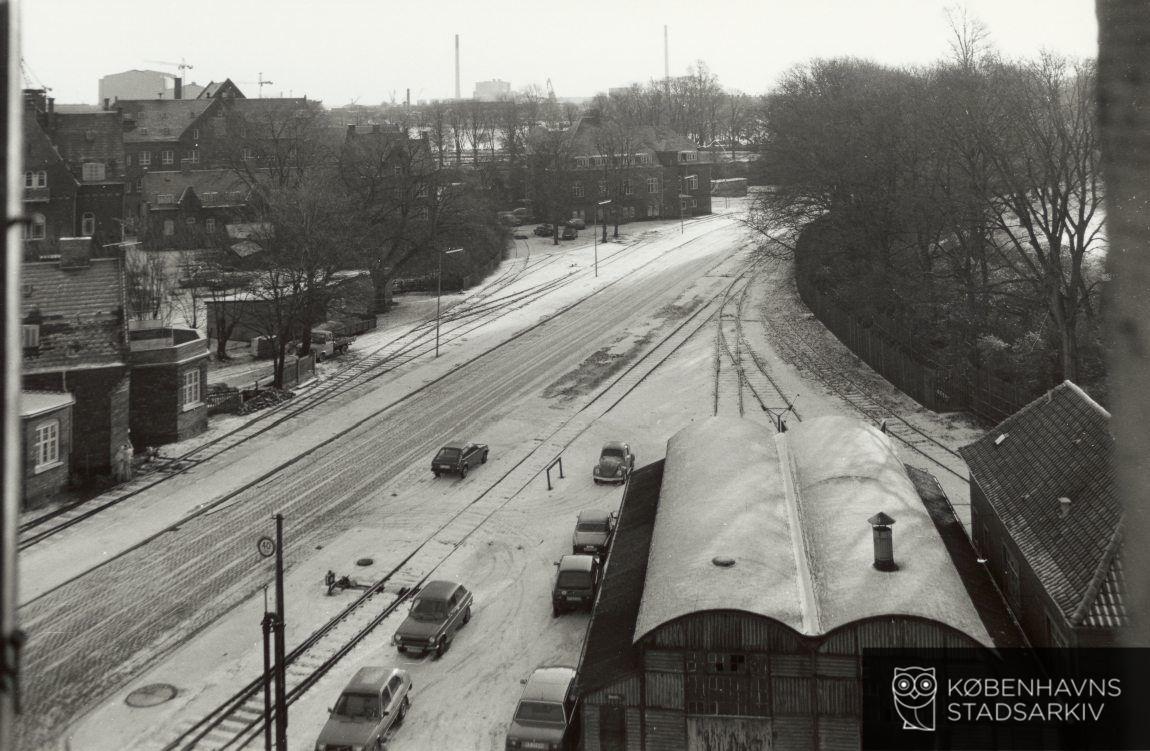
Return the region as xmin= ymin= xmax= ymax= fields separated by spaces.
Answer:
xmin=571 ymin=509 xmax=618 ymax=557
xmin=314 ymin=666 xmax=411 ymax=751
xmin=391 ymin=580 xmax=474 ymax=657
xmin=505 ymin=666 xmax=579 ymax=751
xmin=592 ymin=442 xmax=635 ymax=485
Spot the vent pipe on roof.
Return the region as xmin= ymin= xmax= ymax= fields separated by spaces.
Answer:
xmin=1059 ymin=497 xmax=1072 ymax=518
xmin=867 ymin=512 xmax=898 ymax=571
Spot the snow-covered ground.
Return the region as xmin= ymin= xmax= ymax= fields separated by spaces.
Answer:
xmin=51 ymin=200 xmax=985 ymax=751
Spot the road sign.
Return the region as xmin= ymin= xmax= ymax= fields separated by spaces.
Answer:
xmin=256 ymin=536 xmax=276 ymax=558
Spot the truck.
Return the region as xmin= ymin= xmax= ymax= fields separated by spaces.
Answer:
xmin=310 ymin=328 xmax=352 ymax=362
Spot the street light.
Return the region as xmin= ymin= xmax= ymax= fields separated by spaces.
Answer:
xmin=436 ymin=247 xmax=465 ymax=357
xmin=594 ymin=200 xmax=611 ymax=277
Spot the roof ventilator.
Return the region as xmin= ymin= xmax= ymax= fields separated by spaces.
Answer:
xmin=867 ymin=512 xmax=898 ymax=571
xmin=1059 ymin=497 xmax=1072 ymax=519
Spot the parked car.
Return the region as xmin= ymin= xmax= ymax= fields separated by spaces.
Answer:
xmin=560 ymin=226 xmax=578 ymax=240
xmin=551 ymin=554 xmax=600 ymax=616
xmin=392 ymin=580 xmax=474 ymax=657
xmin=571 ymin=509 xmax=618 ymax=557
xmin=309 ymin=329 xmax=352 ymax=362
xmin=533 ymin=224 xmax=554 ymax=237
xmin=431 ymin=441 xmax=489 ymax=478
xmin=505 ymin=666 xmax=579 ymax=751
xmin=565 ymin=217 xmax=586 ymax=230
xmin=314 ymin=666 xmax=411 ymax=751
xmin=592 ymin=442 xmax=635 ymax=485
xmin=513 ymin=230 xmax=529 ymax=240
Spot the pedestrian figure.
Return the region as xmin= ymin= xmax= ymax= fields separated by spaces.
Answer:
xmin=114 ymin=442 xmax=133 ymax=482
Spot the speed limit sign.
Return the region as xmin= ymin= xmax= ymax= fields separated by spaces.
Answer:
xmin=256 ymin=536 xmax=276 ymax=558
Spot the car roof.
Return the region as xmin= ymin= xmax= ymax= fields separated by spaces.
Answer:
xmin=521 ymin=666 xmax=576 ymax=702
xmin=344 ymin=666 xmax=405 ymax=694
xmin=559 ymin=555 xmax=595 ymax=572
xmin=577 ymin=510 xmax=614 ymax=524
xmin=418 ymin=580 xmax=461 ymax=600
xmin=602 ymin=441 xmax=627 ymax=450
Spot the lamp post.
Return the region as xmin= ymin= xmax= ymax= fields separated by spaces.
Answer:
xmin=594 ymin=200 xmax=611 ymax=277
xmin=436 ymin=247 xmax=464 ymax=357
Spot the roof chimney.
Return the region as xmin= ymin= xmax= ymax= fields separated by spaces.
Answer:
xmin=103 ymin=98 xmax=110 ymax=111
xmin=174 ymin=77 xmax=183 ymax=100
xmin=59 ymin=237 xmax=93 ymax=270
xmin=867 ymin=512 xmax=898 ymax=571
xmin=1059 ymin=497 xmax=1072 ymax=518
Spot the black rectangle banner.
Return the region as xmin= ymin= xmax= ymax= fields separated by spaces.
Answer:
xmin=862 ymin=648 xmax=1150 ymax=750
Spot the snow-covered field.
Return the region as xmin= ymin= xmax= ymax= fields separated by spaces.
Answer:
xmin=47 ymin=201 xmax=985 ymax=751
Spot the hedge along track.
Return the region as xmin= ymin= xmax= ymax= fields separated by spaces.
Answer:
xmin=713 ymin=257 xmax=803 ymax=425
xmin=758 ymin=263 xmax=969 ymax=483
xmin=160 ymin=235 xmax=749 ymax=750
xmin=18 ymin=214 xmax=718 ymax=550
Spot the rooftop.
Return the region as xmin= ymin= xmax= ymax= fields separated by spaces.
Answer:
xmin=417 ymin=580 xmax=459 ymax=600
xmin=958 ymin=381 xmax=1124 ymax=629
xmin=21 ymin=390 xmax=75 ymax=418
xmin=116 ymin=99 xmax=217 ymax=143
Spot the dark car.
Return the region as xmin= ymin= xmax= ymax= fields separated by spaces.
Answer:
xmin=505 ymin=666 xmax=579 ymax=751
xmin=392 ymin=580 xmax=474 ymax=657
xmin=533 ymin=224 xmax=554 ymax=237
xmin=551 ymin=555 xmax=600 ymax=616
xmin=432 ymin=441 xmax=489 ymax=478
xmin=513 ymin=229 xmax=530 ymax=240
xmin=314 ymin=666 xmax=411 ymax=751
xmin=571 ymin=510 xmax=618 ymax=557
xmin=560 ymin=226 xmax=578 ymax=240
xmin=592 ymin=441 xmax=635 ymax=485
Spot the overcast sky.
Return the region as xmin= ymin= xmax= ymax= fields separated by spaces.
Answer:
xmin=19 ymin=0 xmax=1097 ymax=106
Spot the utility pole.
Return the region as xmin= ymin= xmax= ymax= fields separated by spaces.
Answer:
xmin=272 ymin=514 xmax=286 ymax=750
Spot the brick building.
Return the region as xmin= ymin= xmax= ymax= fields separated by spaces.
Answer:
xmin=139 ymin=169 xmax=253 ymax=250
xmin=20 ymin=391 xmax=75 ymax=508
xmin=125 ymin=321 xmax=209 ymax=448
xmin=960 ymin=381 xmax=1130 ymax=648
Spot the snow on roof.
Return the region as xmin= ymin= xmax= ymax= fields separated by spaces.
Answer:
xmin=21 ymin=390 xmax=75 ymax=418
xmin=633 ymin=416 xmax=991 ymax=646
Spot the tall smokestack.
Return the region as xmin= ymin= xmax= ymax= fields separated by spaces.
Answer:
xmin=454 ymin=34 xmax=461 ymax=99
xmin=664 ymin=25 xmax=669 ymax=84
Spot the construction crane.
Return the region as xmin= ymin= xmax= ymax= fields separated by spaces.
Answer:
xmin=20 ymin=58 xmax=51 ymax=91
xmin=145 ymin=57 xmax=195 ymax=76
xmin=237 ymin=73 xmax=275 ymax=98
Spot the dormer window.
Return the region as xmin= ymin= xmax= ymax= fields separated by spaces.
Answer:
xmin=81 ymin=212 xmax=95 ymax=236
xmin=24 ymin=171 xmax=48 ymax=188
xmin=22 ymin=324 xmax=40 ymax=349
xmin=157 ymin=194 xmax=174 ymax=205
xmin=82 ymin=162 xmax=106 ymax=182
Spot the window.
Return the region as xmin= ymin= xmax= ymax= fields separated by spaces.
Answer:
xmin=636 ymin=154 xmax=648 ymax=165
xmin=393 ymin=166 xmax=402 ymax=178
xmin=81 ymin=212 xmax=95 ymax=237
xmin=22 ymin=324 xmax=40 ymax=349
xmin=34 ymin=420 xmax=60 ymax=471
xmin=598 ymin=180 xmax=607 ymax=196
xmin=126 ymin=154 xmax=133 ymax=167
xmin=24 ymin=213 xmax=46 ymax=240
xmin=200 ymin=191 xmax=217 ymax=204
xmin=572 ymin=183 xmax=584 ymax=198
xmin=163 ymin=219 xmax=175 ymax=236
xmin=706 ymin=653 xmax=748 ymax=674
xmin=192 ymin=128 xmax=200 ymax=139
xmin=161 ymin=126 xmax=171 ymax=136
xmin=157 ymin=194 xmax=174 ymax=205
xmin=684 ymin=175 xmax=699 ymax=191
xmin=623 ymin=179 xmax=633 ymax=196
xmin=647 ymin=177 xmax=659 ymax=194
xmin=161 ymin=150 xmax=174 ymax=166
xmin=185 ymin=217 xmax=196 ymax=226
xmin=139 ymin=152 xmax=151 ymax=167
xmin=575 ymin=156 xmax=589 ymax=168
xmin=188 ymin=149 xmax=200 ymax=164
xmin=679 ymin=150 xmax=698 ymax=162
xmin=205 ymin=217 xmax=216 ymax=233
xmin=135 ymin=178 xmax=143 ymax=193
xmin=24 ymin=171 xmax=48 ymax=188
xmin=647 ymin=204 xmax=659 ymax=217
xmin=139 ymin=127 xmax=149 ymax=135
xmin=182 ymin=369 xmax=202 ymax=408
xmin=242 ymin=147 xmax=255 ymax=161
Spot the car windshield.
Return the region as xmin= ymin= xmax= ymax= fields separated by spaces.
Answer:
xmin=333 ymin=692 xmax=380 ymax=719
xmin=576 ymin=521 xmax=608 ymax=533
xmin=601 ymin=447 xmax=625 ymax=459
xmin=411 ymin=597 xmax=447 ymax=621
xmin=557 ymin=571 xmax=591 ymax=589
xmin=514 ymin=700 xmax=566 ymax=725
xmin=437 ymin=448 xmax=461 ymax=461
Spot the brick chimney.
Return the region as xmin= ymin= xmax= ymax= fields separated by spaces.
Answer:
xmin=867 ymin=512 xmax=898 ymax=571
xmin=59 ymin=237 xmax=93 ymax=269
xmin=174 ymin=77 xmax=183 ymax=100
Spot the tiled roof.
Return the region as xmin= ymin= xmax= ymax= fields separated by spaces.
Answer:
xmin=117 ymin=99 xmax=216 ymax=143
xmin=142 ymin=170 xmax=253 ymax=207
xmin=51 ymin=111 xmax=126 ymax=175
xmin=576 ymin=460 xmax=663 ymax=696
xmin=958 ymin=381 xmax=1123 ymax=628
xmin=22 ymin=255 xmax=126 ymax=372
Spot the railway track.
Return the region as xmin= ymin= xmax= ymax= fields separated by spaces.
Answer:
xmin=16 ymin=221 xmax=702 ymax=550
xmin=160 ymin=234 xmax=748 ymax=751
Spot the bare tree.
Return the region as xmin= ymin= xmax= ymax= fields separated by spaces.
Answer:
xmin=527 ymin=127 xmax=576 ymax=245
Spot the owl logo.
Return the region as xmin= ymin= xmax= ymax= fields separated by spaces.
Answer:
xmin=891 ymin=666 xmax=937 ymax=731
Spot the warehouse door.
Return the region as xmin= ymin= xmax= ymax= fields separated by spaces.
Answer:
xmin=687 ymin=716 xmax=773 ymax=751
xmin=600 ymin=705 xmax=627 ymax=751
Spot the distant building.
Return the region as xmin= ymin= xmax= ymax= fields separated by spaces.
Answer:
xmin=960 ymin=381 xmax=1130 ymax=648
xmin=98 ymin=69 xmax=178 ymax=103
xmin=575 ymin=416 xmax=1020 ymax=750
xmin=473 ymin=79 xmax=511 ymax=101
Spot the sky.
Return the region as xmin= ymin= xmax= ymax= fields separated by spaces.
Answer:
xmin=18 ymin=0 xmax=1098 ymax=106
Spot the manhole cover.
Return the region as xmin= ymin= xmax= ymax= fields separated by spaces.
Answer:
xmin=125 ymin=683 xmax=177 ymax=708
xmin=356 ymin=558 xmax=374 ymax=567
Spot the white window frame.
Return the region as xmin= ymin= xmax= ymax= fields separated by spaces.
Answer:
xmin=623 ymin=179 xmax=633 ymax=196
xmin=188 ymin=149 xmax=201 ymax=164
xmin=22 ymin=324 xmax=40 ymax=348
xmin=25 ymin=213 xmax=47 ymax=240
xmin=25 ymin=170 xmax=48 ymax=188
xmin=139 ymin=152 xmax=151 ymax=166
xmin=572 ymin=183 xmax=584 ymax=198
xmin=161 ymin=150 xmax=174 ymax=166
xmin=34 ymin=420 xmax=61 ymax=472
xmin=182 ymin=369 xmax=202 ymax=409
xmin=81 ymin=212 xmax=96 ymax=237
xmin=685 ymin=175 xmax=699 ymax=191
xmin=647 ymin=177 xmax=659 ymax=194
xmin=598 ymin=180 xmax=607 ymax=196
xmin=205 ymin=217 xmax=216 ymax=233
xmin=82 ymin=162 xmax=106 ymax=181
xmin=163 ymin=219 xmax=175 ymax=236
